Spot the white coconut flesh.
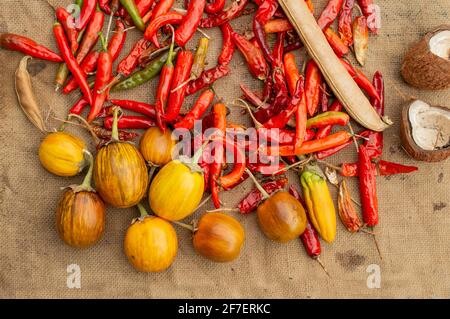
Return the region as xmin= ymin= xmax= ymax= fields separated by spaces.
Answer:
xmin=429 ymin=30 xmax=450 ymax=60
xmin=408 ymin=100 xmax=450 ymax=151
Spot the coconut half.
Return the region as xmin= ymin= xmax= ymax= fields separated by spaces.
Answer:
xmin=400 ymin=99 xmax=450 ymax=162
xmin=401 ymin=25 xmax=450 ymax=90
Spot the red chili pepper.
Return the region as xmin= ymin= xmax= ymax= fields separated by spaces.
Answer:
xmin=306 ymin=111 xmax=350 ymax=129
xmin=358 ymin=144 xmax=378 ymax=227
xmin=175 ymin=0 xmax=206 ymax=47
xmin=305 ymin=60 xmax=322 ymax=117
xmin=186 ymin=65 xmax=230 ymax=95
xmin=315 ymin=129 xmax=370 ymax=159
xmin=0 ymin=33 xmax=63 ymax=62
xmin=283 ymin=53 xmax=300 ymax=96
xmin=205 ymin=0 xmax=225 ymax=14
xmin=88 ymin=35 xmax=113 ymax=122
xmin=295 ymin=78 xmax=308 ymax=150
xmin=364 ymin=71 xmax=384 ymax=158
xmin=173 ymin=89 xmax=214 ymax=129
xmin=340 ymin=161 xmax=418 ymax=177
xmin=219 ymin=141 xmax=246 ymax=189
xmin=200 ymin=0 xmax=249 ymax=28
xmin=77 ymin=0 xmax=97 ymax=31
xmin=315 ymin=100 xmax=343 ymax=139
xmin=338 ymin=0 xmax=355 ymax=46
xmin=272 ymin=31 xmax=285 ymax=68
xmin=263 ymin=78 xmax=303 ymax=129
xmin=53 ymin=23 xmax=93 ymax=105
xmin=146 ymin=0 xmax=175 ymax=46
xmin=104 ymin=115 xmax=155 ymax=129
xmin=154 ymin=35 xmax=176 ymax=131
xmin=110 ymin=99 xmax=156 ymax=117
xmin=144 ymin=11 xmax=184 ymax=45
xmin=92 ymin=124 xmax=139 ymax=142
xmin=69 ymin=97 xmax=90 ymax=115
xmin=76 ymin=8 xmax=105 ymax=64
xmin=262 ymin=128 xmax=315 ymax=146
xmin=164 ymin=51 xmax=194 ymax=122
xmin=253 ymin=0 xmax=278 ymax=64
xmin=210 ymin=103 xmax=227 ymax=208
xmin=356 ymin=0 xmax=378 ymax=34
xmin=268 ymin=131 xmax=352 ymax=156
xmin=324 ymin=27 xmax=349 ymax=57
xmin=232 ymin=32 xmax=268 ymax=80
xmin=340 ymin=59 xmax=381 ymax=101
xmin=240 ymin=84 xmax=268 ymax=110
xmin=63 ymin=20 xmax=126 ymax=94
xmin=218 ymin=23 xmax=235 ymax=66
xmin=317 ymin=0 xmax=344 ymax=30
xmin=319 ymin=84 xmax=330 ymax=112
xmin=248 ymin=162 xmax=286 ymax=176
xmin=238 ymin=177 xmax=288 ymax=214
xmin=264 ymin=19 xmax=293 ymax=34
xmin=55 ymin=7 xmax=79 ymax=53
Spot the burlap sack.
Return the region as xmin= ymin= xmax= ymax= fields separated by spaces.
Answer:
xmin=0 ymin=0 xmax=449 ymax=298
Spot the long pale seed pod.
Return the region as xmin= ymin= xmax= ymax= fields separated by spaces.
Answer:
xmin=15 ymin=56 xmax=47 ymax=133
xmin=278 ymin=0 xmax=390 ymax=132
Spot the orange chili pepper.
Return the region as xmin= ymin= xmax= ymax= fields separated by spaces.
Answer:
xmin=211 ymin=103 xmax=227 ymax=208
xmin=283 ymin=53 xmax=300 ymax=96
xmin=294 ymin=78 xmax=307 ymax=151
xmin=305 ymin=60 xmax=322 ymax=117
xmin=324 ymin=27 xmax=349 ymax=57
xmin=219 ymin=141 xmax=246 ymax=190
xmin=338 ymin=180 xmax=363 ymax=233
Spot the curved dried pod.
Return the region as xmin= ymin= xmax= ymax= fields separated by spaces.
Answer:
xmin=14 ymin=56 xmax=47 ymax=133
xmin=401 ymin=25 xmax=450 ymax=90
xmin=400 ymin=99 xmax=450 ymax=162
xmin=278 ymin=0 xmax=390 ymax=132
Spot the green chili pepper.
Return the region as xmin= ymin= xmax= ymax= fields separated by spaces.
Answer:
xmin=112 ymin=50 xmax=174 ymax=91
xmin=120 ymin=0 xmax=145 ymax=32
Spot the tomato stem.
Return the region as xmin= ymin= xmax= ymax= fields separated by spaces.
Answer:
xmin=80 ymin=150 xmax=94 ymax=192
xmin=137 ymin=203 xmax=149 ymax=218
xmin=172 ymin=220 xmax=195 ymax=232
xmin=245 ymin=168 xmax=270 ymax=199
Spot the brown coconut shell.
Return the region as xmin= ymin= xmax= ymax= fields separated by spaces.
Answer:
xmin=400 ymin=100 xmax=450 ymax=162
xmin=401 ymin=25 xmax=450 ymax=90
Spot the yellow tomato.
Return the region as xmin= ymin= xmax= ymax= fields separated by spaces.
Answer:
xmin=124 ymin=216 xmax=178 ymax=272
xmin=39 ymin=132 xmax=86 ymax=177
xmin=149 ymin=160 xmax=204 ymax=221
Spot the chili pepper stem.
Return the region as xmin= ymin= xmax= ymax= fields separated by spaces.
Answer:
xmin=79 ymin=150 xmax=95 ymax=192
xmin=272 ymin=155 xmax=313 ymax=175
xmin=99 ymin=73 xmax=123 ymax=94
xmin=372 ymin=232 xmax=383 ymax=260
xmin=315 ymin=257 xmax=331 ymax=278
xmin=316 ymin=159 xmax=341 ymax=171
xmin=67 ymin=113 xmax=101 ymax=145
xmin=137 ymin=203 xmax=149 ymax=219
xmin=235 ymin=98 xmax=262 ymax=129
xmin=245 ymin=168 xmax=270 ymax=199
xmin=171 ymin=76 xmax=193 ymax=93
xmin=206 ymin=208 xmax=239 ymax=213
xmin=196 ymin=28 xmax=211 ymax=39
xmin=347 ymin=122 xmax=359 ymax=153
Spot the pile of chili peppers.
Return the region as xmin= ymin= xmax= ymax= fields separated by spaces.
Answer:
xmin=1 ymin=0 xmax=418 ymax=273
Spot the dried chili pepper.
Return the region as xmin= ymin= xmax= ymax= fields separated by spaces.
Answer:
xmin=338 ymin=179 xmax=363 ymax=233
xmin=260 ymin=128 xmax=315 ymax=146
xmin=272 ymin=31 xmax=285 ymax=68
xmin=69 ymin=97 xmax=90 ymax=115
xmin=119 ymin=38 xmax=152 ymax=76
xmin=315 ymin=129 xmax=370 ymax=159
xmin=324 ymin=28 xmax=349 ymax=57
xmin=113 ymin=50 xmax=170 ymax=91
xmin=253 ymin=0 xmax=278 ymax=64
xmin=110 ymin=99 xmax=156 ymax=117
xmin=205 ymin=0 xmax=225 ymax=14
xmin=358 ymin=144 xmax=378 ymax=227
xmin=185 ymin=65 xmax=230 ymax=95
xmin=232 ymin=32 xmax=268 ymax=80
xmin=363 ymin=71 xmax=384 ymax=158
xmin=306 ymin=111 xmax=350 ymax=129
xmin=165 ymin=50 xmax=194 ymax=122
xmin=219 ymin=141 xmax=246 ymax=189
xmin=53 ymin=23 xmax=93 ymax=105
xmin=0 ymin=33 xmax=63 ymax=62
xmin=77 ymin=7 xmax=104 ymax=65
xmin=319 ymin=84 xmax=330 ymax=112
xmin=356 ymin=0 xmax=378 ymax=34
xmin=120 ymin=0 xmax=145 ymax=31
xmin=104 ymin=115 xmax=155 ymax=129
xmin=146 ymin=0 xmax=175 ymax=46
xmin=210 ymin=103 xmax=227 ymax=208
xmin=154 ymin=32 xmax=177 ymax=131
xmin=353 ymin=15 xmax=369 ymax=66
xmin=55 ymin=7 xmax=79 ymax=53
xmin=248 ymin=162 xmax=286 ymax=176
xmin=237 ymin=177 xmax=288 ymax=214
xmin=77 ymin=0 xmax=97 ymax=31
xmin=340 ymin=59 xmax=381 ymax=101
xmin=175 ymin=0 xmax=206 ymax=47
xmin=200 ymin=0 xmax=249 ymax=28
xmin=190 ymin=37 xmax=209 ymax=80
xmin=218 ymin=23 xmax=235 ymax=66
xmin=295 ymin=78 xmax=308 ymax=150
xmin=315 ymin=100 xmax=343 ymax=139
xmin=264 ymin=19 xmax=292 ymax=34
xmin=145 ymin=11 xmax=183 ymax=44
xmin=283 ymin=53 xmax=300 ymax=96
xmin=173 ymin=89 xmax=214 ymax=129
xmin=267 ymin=131 xmax=352 ymax=156
xmin=92 ymin=124 xmax=139 ymax=141
xmin=88 ymin=35 xmax=113 ymax=122
xmin=340 ymin=161 xmax=418 ymax=177
xmin=317 ymin=0 xmax=344 ymax=30
xmin=338 ymin=0 xmax=354 ymax=46
xmin=305 ymin=60 xmax=322 ymax=117
xmin=63 ymin=19 xmax=126 ymax=94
